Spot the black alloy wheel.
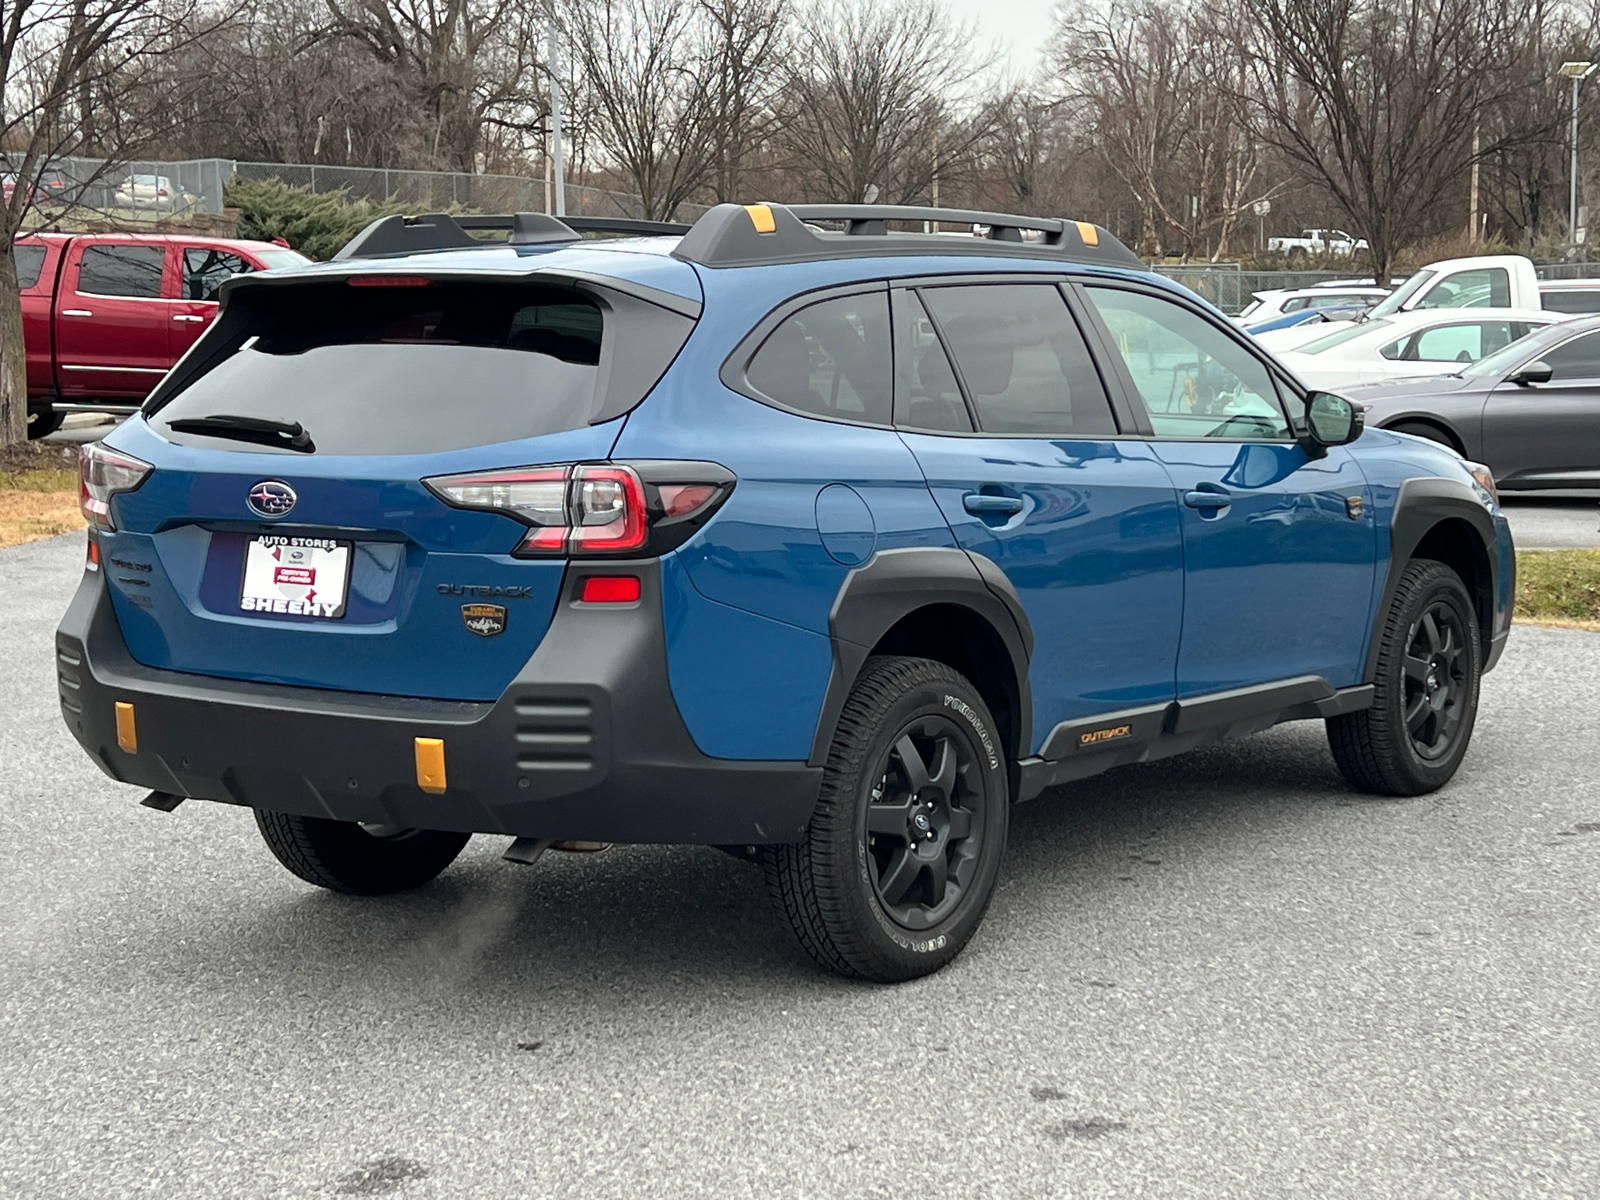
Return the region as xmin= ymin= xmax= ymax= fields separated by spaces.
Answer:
xmin=864 ymin=718 xmax=986 ymax=931
xmin=1401 ymin=600 xmax=1470 ymax=762
xmin=763 ymin=655 xmax=1009 ymax=982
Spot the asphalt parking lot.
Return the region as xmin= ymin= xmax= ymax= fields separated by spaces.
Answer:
xmin=3 ymin=530 xmax=1599 ymax=1199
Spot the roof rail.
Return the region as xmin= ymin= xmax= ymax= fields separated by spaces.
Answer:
xmin=333 ymin=212 xmax=692 ymax=259
xmin=673 ymin=203 xmax=1147 ymax=271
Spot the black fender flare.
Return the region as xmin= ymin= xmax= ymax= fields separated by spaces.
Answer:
xmin=807 ymin=546 xmax=1034 ymax=767
xmin=1364 ymin=475 xmax=1501 ymax=682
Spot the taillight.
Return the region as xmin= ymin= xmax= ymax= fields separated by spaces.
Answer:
xmin=80 ymin=442 xmax=153 ymax=530
xmin=424 ymin=461 xmax=733 ymax=557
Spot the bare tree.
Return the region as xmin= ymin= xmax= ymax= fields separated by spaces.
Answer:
xmin=696 ymin=0 xmax=788 ymax=202
xmin=777 ymin=0 xmax=991 ymax=206
xmin=1241 ymin=0 xmax=1551 ymax=281
xmin=323 ymin=0 xmax=542 ymax=172
xmin=1 ymin=0 xmax=206 ymax=445
xmin=566 ymin=0 xmax=721 ymax=219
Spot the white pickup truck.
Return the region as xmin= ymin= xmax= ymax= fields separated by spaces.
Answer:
xmin=1254 ymin=254 xmax=1547 ymax=352
xmin=1267 ymin=229 xmax=1369 ymax=257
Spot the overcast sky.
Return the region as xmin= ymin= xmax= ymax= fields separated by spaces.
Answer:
xmin=939 ymin=0 xmax=1060 ymax=77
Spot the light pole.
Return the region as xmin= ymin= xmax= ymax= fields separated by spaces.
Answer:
xmin=1559 ymin=61 xmax=1597 ymax=246
xmin=547 ymin=21 xmax=567 ymax=218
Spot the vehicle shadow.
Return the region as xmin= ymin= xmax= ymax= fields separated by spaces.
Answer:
xmin=95 ymin=720 xmax=1401 ymax=1013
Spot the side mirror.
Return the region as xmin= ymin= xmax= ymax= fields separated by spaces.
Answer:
xmin=1508 ymin=360 xmax=1552 ymax=386
xmin=1300 ymin=392 xmax=1365 ymax=459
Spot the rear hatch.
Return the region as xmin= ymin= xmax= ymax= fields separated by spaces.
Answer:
xmin=97 ymin=264 xmax=699 ymax=701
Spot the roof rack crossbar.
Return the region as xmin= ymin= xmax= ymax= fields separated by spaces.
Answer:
xmin=334 ymin=211 xmax=692 ymax=258
xmin=789 ymin=204 xmax=1068 ymax=243
xmin=672 ymin=202 xmax=1147 ymax=271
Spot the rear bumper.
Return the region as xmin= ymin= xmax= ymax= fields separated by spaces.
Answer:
xmin=55 ymin=560 xmax=821 ymax=844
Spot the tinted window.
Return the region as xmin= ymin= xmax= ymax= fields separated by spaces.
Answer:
xmin=1413 ymin=267 xmax=1510 ymax=309
xmin=1541 ymin=288 xmax=1600 ymax=314
xmin=183 ymin=248 xmax=252 ymax=301
xmin=78 ymin=245 xmax=164 ymax=298
xmin=745 ymin=292 xmax=891 ymax=423
xmin=152 ymin=281 xmax=647 ymax=455
xmin=893 ymin=290 xmax=970 ymax=432
xmin=1085 ymin=286 xmax=1290 ymax=439
xmin=14 ymin=244 xmax=46 ymax=289
xmin=1540 ymin=331 xmax=1600 ymax=380
xmin=919 ymin=284 xmax=1117 ymax=435
xmin=1282 ymin=297 xmax=1308 ymax=313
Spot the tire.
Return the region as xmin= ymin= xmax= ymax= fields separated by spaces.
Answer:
xmin=1327 ymin=559 xmax=1482 ymax=796
xmin=253 ymin=810 xmax=470 ymax=895
xmin=762 ymin=656 xmax=1009 ymax=982
xmin=1388 ymin=421 xmax=1460 ymax=454
xmin=27 ymin=407 xmax=64 ymax=439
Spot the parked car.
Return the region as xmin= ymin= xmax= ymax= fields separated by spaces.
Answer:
xmin=1274 ymin=307 xmax=1561 ymax=393
xmin=1538 ymin=279 xmax=1600 ymax=314
xmin=57 ymin=203 xmax=1512 ymax=982
xmin=1267 ymin=229 xmax=1368 ymax=258
xmin=1235 ymin=284 xmax=1391 ymax=329
xmin=113 ymin=174 xmax=195 ymax=213
xmin=1256 ymin=254 xmax=1546 ymax=352
xmin=16 ymin=232 xmax=311 ymax=437
xmin=1339 ymin=313 xmax=1600 ymax=490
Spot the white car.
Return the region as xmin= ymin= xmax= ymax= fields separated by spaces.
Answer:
xmin=114 ymin=173 xmax=194 ymax=212
xmin=1274 ymin=308 xmax=1563 ymax=393
xmin=1235 ymin=284 xmax=1391 ymax=326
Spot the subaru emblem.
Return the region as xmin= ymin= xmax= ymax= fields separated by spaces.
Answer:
xmin=247 ymin=481 xmax=297 ymax=518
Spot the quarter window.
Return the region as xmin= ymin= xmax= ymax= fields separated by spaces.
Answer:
xmin=919 ymin=284 xmax=1117 ymax=435
xmin=183 ymin=248 xmax=252 ymax=301
xmin=1084 ymin=286 xmax=1291 ymax=439
xmin=77 ymin=245 xmax=165 ymax=298
xmin=744 ymin=291 xmax=892 ymax=424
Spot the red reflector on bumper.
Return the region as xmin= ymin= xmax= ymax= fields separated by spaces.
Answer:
xmin=580 ymin=576 xmax=641 ymax=604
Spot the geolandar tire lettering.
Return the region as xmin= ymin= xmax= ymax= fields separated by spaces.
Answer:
xmin=763 ymin=655 xmax=1009 ymax=982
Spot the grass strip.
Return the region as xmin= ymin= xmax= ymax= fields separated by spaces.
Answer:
xmin=1514 ymin=549 xmax=1600 ymax=630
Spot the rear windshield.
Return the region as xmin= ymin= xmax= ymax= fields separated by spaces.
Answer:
xmin=149 ymin=278 xmax=690 ymax=455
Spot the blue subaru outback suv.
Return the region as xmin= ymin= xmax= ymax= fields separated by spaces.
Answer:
xmin=58 ymin=203 xmax=1514 ymax=981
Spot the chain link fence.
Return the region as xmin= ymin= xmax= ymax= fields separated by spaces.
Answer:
xmin=16 ymin=155 xmax=703 ymax=225
xmin=232 ymin=161 xmax=709 ymax=222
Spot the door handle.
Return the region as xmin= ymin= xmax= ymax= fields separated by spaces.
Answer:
xmin=963 ymin=493 xmax=1025 ymax=516
xmin=1183 ymin=489 xmax=1232 ymax=510
xmin=62 ymin=308 xmax=92 ymax=317
xmin=172 ymin=314 xmax=205 ymax=323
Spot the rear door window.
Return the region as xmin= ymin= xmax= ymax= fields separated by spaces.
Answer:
xmin=1405 ymin=321 xmax=1515 ymax=363
xmin=742 ymin=292 xmax=891 ymax=424
xmin=77 ymin=245 xmax=165 ymax=298
xmin=14 ymin=244 xmax=46 ymax=289
xmin=150 ymin=279 xmax=691 ymax=455
xmin=893 ymin=290 xmax=971 ymax=432
xmin=919 ymin=283 xmax=1117 ymax=435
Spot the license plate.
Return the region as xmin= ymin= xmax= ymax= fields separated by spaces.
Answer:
xmin=239 ymin=534 xmax=352 ymax=619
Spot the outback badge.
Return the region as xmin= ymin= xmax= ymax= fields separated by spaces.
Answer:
xmin=461 ymin=603 xmax=507 ymax=637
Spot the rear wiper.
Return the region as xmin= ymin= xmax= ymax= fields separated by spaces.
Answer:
xmin=165 ymin=414 xmax=315 ymax=453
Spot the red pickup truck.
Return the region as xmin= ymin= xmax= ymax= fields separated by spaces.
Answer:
xmin=18 ymin=232 xmax=310 ymax=437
